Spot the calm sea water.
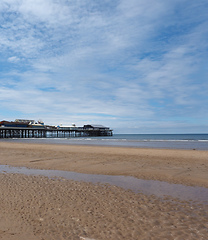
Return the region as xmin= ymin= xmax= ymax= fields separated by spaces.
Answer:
xmin=2 ymin=133 xmax=208 ymax=150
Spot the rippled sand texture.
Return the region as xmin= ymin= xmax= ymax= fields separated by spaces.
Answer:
xmin=0 ymin=173 xmax=208 ymax=240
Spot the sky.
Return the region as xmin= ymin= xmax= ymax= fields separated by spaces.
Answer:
xmin=0 ymin=0 xmax=208 ymax=134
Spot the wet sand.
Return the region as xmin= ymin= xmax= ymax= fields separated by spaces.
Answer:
xmin=1 ymin=142 xmax=208 ymax=187
xmin=0 ymin=142 xmax=208 ymax=239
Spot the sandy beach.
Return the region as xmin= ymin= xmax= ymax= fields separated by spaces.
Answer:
xmin=0 ymin=142 xmax=208 ymax=239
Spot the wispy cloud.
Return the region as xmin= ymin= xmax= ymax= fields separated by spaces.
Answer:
xmin=7 ymin=56 xmax=20 ymax=63
xmin=0 ymin=0 xmax=208 ymax=133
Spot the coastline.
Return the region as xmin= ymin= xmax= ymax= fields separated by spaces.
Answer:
xmin=2 ymin=133 xmax=208 ymax=150
xmin=1 ymin=141 xmax=208 ymax=239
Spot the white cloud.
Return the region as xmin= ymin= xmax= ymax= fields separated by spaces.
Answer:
xmin=8 ymin=56 xmax=20 ymax=63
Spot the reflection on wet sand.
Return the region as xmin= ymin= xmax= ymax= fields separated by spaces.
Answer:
xmin=1 ymin=165 xmax=208 ymax=204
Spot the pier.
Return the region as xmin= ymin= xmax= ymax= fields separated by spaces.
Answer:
xmin=0 ymin=126 xmax=113 ymax=139
xmin=0 ymin=120 xmax=113 ymax=139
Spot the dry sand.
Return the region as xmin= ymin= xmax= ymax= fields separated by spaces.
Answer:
xmin=0 ymin=142 xmax=208 ymax=239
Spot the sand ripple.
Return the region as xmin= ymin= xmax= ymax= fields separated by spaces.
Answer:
xmin=0 ymin=173 xmax=208 ymax=240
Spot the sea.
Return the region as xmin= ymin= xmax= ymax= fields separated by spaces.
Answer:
xmin=2 ymin=133 xmax=208 ymax=150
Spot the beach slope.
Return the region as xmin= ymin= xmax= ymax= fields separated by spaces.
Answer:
xmin=0 ymin=142 xmax=208 ymax=239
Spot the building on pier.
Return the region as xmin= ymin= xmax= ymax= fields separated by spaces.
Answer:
xmin=83 ymin=124 xmax=112 ymax=136
xmin=0 ymin=120 xmax=29 ymax=128
xmin=0 ymin=119 xmax=45 ymax=129
xmin=83 ymin=124 xmax=110 ymax=131
xmin=57 ymin=123 xmax=78 ymax=130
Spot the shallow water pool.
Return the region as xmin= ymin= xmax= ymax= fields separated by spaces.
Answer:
xmin=1 ymin=165 xmax=208 ymax=204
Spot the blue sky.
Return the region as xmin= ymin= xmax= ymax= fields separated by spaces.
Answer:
xmin=0 ymin=0 xmax=208 ymax=133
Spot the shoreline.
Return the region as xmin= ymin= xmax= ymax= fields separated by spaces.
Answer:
xmin=1 ymin=136 xmax=208 ymax=151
